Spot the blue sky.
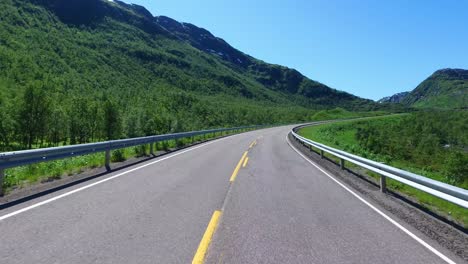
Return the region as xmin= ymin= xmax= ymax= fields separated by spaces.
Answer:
xmin=120 ymin=0 xmax=468 ymax=100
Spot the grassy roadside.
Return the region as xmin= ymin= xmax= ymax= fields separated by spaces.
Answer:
xmin=298 ymin=115 xmax=467 ymax=227
xmin=1 ymin=131 xmax=235 ymax=195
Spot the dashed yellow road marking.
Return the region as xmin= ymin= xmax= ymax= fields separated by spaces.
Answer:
xmin=229 ymin=151 xmax=248 ymax=182
xmin=192 ymin=145 xmax=252 ymax=263
xmin=249 ymin=140 xmax=256 ymax=148
xmin=192 ymin=210 xmax=222 ymax=264
xmin=242 ymin=156 xmax=249 ymax=168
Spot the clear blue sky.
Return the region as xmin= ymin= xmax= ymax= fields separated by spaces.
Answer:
xmin=120 ymin=0 xmax=468 ymax=100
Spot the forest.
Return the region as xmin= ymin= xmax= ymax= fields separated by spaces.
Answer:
xmin=0 ymin=81 xmax=312 ymax=152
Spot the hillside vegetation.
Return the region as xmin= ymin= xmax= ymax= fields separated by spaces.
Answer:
xmin=298 ymin=111 xmax=468 ymax=225
xmin=300 ymin=111 xmax=467 ymax=186
xmin=308 ymin=108 xmax=387 ymax=121
xmin=379 ymin=69 xmax=467 ymax=109
xmin=402 ymin=69 xmax=467 ymax=109
xmin=0 ymin=0 xmax=391 ymax=152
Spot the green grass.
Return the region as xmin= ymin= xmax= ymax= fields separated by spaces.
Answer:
xmin=298 ymin=116 xmax=468 ymax=227
xmin=309 ymin=108 xmax=388 ymax=121
xmin=4 ymin=153 xmax=104 ymax=191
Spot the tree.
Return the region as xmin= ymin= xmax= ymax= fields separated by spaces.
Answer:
xmin=69 ymin=97 xmax=93 ymax=144
xmin=48 ymin=103 xmax=68 ymax=147
xmin=18 ymin=82 xmax=50 ymax=149
xmin=0 ymin=103 xmax=15 ymax=150
xmin=124 ymin=108 xmax=143 ymax=138
xmin=103 ymin=99 xmax=121 ymax=140
xmin=444 ymin=151 xmax=468 ymax=184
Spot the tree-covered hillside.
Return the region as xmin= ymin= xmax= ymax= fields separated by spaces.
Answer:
xmin=401 ymin=69 xmax=467 ymax=109
xmin=380 ymin=69 xmax=467 ymax=109
xmin=0 ymin=0 xmax=384 ymax=151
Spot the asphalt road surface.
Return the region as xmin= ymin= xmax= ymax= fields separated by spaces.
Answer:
xmin=0 ymin=126 xmax=462 ymax=264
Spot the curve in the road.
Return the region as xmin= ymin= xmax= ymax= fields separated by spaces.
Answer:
xmin=0 ymin=126 xmax=463 ymax=264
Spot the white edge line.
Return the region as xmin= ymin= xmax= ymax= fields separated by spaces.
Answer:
xmin=286 ymin=134 xmax=457 ymax=264
xmin=0 ymin=135 xmax=240 ymax=222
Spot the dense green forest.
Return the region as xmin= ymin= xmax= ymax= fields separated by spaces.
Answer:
xmin=0 ymin=0 xmax=396 ymax=152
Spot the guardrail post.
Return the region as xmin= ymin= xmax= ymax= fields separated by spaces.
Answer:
xmin=105 ymin=150 xmax=111 ymax=171
xmin=150 ymin=143 xmax=155 ymax=156
xmin=340 ymin=159 xmax=345 ymax=170
xmin=380 ymin=176 xmax=387 ymax=192
xmin=320 ymin=150 xmax=324 ymax=159
xmin=0 ymin=168 xmax=4 ymax=196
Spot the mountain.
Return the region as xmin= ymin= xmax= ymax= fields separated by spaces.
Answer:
xmin=0 ymin=0 xmax=381 ymax=150
xmin=380 ymin=69 xmax=467 ymax=109
xmin=110 ymin=0 xmax=377 ymax=107
xmin=378 ymin=92 xmax=410 ymax=103
xmin=401 ymin=69 xmax=467 ymax=109
xmin=29 ymin=0 xmax=378 ymax=107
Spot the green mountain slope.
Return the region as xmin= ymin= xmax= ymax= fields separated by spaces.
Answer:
xmin=389 ymin=69 xmax=467 ymax=109
xmin=0 ymin=0 xmax=379 ymax=150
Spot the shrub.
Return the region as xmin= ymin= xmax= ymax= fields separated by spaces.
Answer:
xmin=444 ymin=151 xmax=468 ymax=184
xmin=111 ymin=150 xmax=126 ymax=162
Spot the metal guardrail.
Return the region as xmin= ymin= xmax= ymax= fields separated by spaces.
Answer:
xmin=291 ymin=125 xmax=468 ymax=209
xmin=0 ymin=125 xmax=261 ymax=195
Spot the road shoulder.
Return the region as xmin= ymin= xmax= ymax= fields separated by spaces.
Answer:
xmin=288 ymin=132 xmax=468 ymax=262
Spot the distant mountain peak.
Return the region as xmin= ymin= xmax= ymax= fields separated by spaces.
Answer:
xmin=113 ymin=0 xmax=153 ymax=19
xmin=378 ymin=91 xmax=410 ymax=103
xmin=432 ymin=68 xmax=468 ymax=79
xmin=379 ymin=68 xmax=467 ymax=109
xmin=154 ymin=16 xmax=250 ymax=67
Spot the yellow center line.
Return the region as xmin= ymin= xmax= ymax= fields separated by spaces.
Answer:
xmin=192 ymin=210 xmax=222 ymax=264
xmin=192 ymin=147 xmax=250 ymax=263
xmin=242 ymin=156 xmax=249 ymax=168
xmin=229 ymin=151 xmax=248 ymax=182
xmin=249 ymin=140 xmax=256 ymax=148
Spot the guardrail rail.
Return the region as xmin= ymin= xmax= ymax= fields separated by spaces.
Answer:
xmin=0 ymin=125 xmax=262 ymax=196
xmin=291 ymin=125 xmax=468 ymax=209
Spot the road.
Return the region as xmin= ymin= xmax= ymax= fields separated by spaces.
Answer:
xmin=0 ymin=126 xmax=462 ymax=264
